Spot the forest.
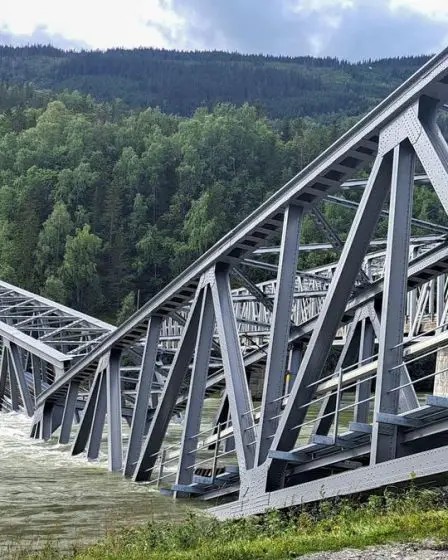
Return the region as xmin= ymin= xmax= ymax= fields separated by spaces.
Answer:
xmin=0 ymin=46 xmax=431 ymax=118
xmin=0 ymin=48 xmax=446 ymax=324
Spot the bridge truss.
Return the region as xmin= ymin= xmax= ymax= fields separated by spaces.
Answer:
xmin=8 ymin=47 xmax=448 ymax=518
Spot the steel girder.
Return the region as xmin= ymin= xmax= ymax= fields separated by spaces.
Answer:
xmin=26 ymin=47 xmax=448 ymax=513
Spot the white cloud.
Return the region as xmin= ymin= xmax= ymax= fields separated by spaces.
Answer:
xmin=0 ymin=0 xmax=447 ymax=57
xmin=0 ymin=0 xmax=176 ymax=49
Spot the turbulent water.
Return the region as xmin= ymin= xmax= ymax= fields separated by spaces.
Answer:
xmin=0 ymin=412 xmax=192 ymax=553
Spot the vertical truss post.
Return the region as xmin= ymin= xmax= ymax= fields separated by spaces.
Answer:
xmin=286 ymin=343 xmax=303 ymax=394
xmin=41 ymin=402 xmax=54 ymax=440
xmin=72 ymin=361 xmax=105 ymax=456
xmin=124 ymin=315 xmax=162 ymax=477
xmin=175 ymin=285 xmax=215 ymax=492
xmin=87 ymin=370 xmax=107 ymax=461
xmin=9 ymin=341 xmax=34 ymax=416
xmin=133 ymin=286 xmax=205 ymax=482
xmin=9 ymin=352 xmax=20 ymax=412
xmin=0 ymin=350 xmax=7 ymax=410
xmin=212 ymin=264 xmax=256 ymax=474
xmin=266 ymin=154 xmax=392 ymax=489
xmin=437 ymin=274 xmax=445 ymax=327
xmin=354 ymin=318 xmax=375 ymax=424
xmin=107 ymin=348 xmax=122 ymax=472
xmin=31 ymin=355 xmax=42 ymax=401
xmin=256 ymin=204 xmax=303 ymax=466
xmin=59 ymin=380 xmax=80 ymax=444
xmin=371 ymin=141 xmax=415 ymax=465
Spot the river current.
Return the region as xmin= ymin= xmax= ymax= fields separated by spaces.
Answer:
xmin=0 ymin=412 xmax=192 ymax=553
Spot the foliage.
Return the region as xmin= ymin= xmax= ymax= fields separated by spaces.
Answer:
xmin=0 ymin=46 xmax=431 ymax=119
xmin=0 ymin=79 xmax=446 ymax=320
xmin=12 ymin=487 xmax=448 ymax=559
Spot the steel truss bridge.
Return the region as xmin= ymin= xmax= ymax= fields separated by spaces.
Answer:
xmin=4 ymin=48 xmax=448 ymax=518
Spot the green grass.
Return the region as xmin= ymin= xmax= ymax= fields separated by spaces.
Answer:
xmin=10 ymin=487 xmax=448 ymax=560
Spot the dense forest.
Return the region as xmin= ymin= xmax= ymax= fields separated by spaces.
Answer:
xmin=0 ymin=48 xmax=445 ymax=323
xmin=0 ymin=46 xmax=431 ymax=118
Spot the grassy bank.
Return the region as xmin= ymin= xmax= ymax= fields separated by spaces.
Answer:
xmin=12 ymin=487 xmax=448 ymax=560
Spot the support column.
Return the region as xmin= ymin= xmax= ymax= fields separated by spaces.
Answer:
xmin=212 ymin=264 xmax=256 ymax=474
xmin=354 ymin=319 xmax=375 ymax=424
xmin=266 ymin=152 xmax=393 ymax=490
xmin=9 ymin=342 xmax=34 ymax=416
xmin=286 ymin=343 xmax=302 ymax=394
xmin=256 ymin=204 xmax=303 ymax=466
xmin=31 ymin=355 xmax=42 ymax=402
xmin=59 ymin=380 xmax=80 ymax=444
xmin=72 ymin=362 xmax=104 ymax=455
xmin=107 ymin=348 xmax=122 ymax=472
xmin=175 ymin=285 xmax=215 ymax=492
xmin=87 ymin=371 xmax=107 ymax=461
xmin=0 ymin=350 xmax=7 ymax=411
xmin=124 ymin=315 xmax=162 ymax=477
xmin=371 ymin=141 xmax=415 ymax=465
xmin=133 ymin=287 xmax=205 ymax=482
xmin=434 ymin=274 xmax=448 ymax=396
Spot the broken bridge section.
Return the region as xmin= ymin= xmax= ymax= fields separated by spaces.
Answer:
xmin=18 ymin=46 xmax=448 ymax=516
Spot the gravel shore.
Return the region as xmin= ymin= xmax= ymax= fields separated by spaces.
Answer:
xmin=301 ymin=542 xmax=448 ymax=559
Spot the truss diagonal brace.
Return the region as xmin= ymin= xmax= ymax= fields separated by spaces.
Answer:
xmin=266 ymin=153 xmax=393 ymax=490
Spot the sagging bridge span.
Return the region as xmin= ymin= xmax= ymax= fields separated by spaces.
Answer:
xmin=4 ymin=48 xmax=448 ymax=518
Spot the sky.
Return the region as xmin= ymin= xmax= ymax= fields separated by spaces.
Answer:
xmin=1 ymin=0 xmax=448 ymax=60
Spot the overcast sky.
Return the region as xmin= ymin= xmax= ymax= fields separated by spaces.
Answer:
xmin=1 ymin=0 xmax=448 ymax=60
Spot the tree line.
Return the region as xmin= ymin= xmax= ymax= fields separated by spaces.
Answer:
xmin=0 ymin=83 xmax=445 ymax=323
xmin=0 ymin=46 xmax=431 ymax=118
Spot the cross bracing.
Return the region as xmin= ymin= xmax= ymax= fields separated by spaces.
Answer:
xmin=7 ymin=46 xmax=448 ymax=517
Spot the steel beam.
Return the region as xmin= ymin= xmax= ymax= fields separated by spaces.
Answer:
xmin=124 ymin=315 xmax=162 ymax=477
xmin=266 ymin=153 xmax=392 ymax=490
xmin=87 ymin=370 xmax=107 ymax=461
xmin=59 ymin=380 xmax=79 ymax=444
xmin=175 ymin=285 xmax=215 ymax=491
xmin=256 ymin=204 xmax=303 ymax=466
xmin=107 ymin=348 xmax=122 ymax=471
xmin=211 ymin=264 xmax=256 ymax=474
xmin=133 ymin=287 xmax=205 ymax=482
xmin=371 ymin=141 xmax=415 ymax=465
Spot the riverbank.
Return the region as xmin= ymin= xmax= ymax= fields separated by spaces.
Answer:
xmin=9 ymin=486 xmax=448 ymax=560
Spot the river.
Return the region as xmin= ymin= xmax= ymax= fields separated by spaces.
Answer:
xmin=0 ymin=411 xmax=194 ymax=555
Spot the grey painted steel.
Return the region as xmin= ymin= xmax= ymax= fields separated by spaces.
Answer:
xmin=175 ymin=285 xmax=215 ymax=490
xmin=87 ymin=370 xmax=107 ymax=461
xmin=133 ymin=287 xmax=205 ymax=482
xmin=256 ymin=204 xmax=303 ymax=466
xmin=266 ymin=153 xmax=392 ymax=490
xmin=72 ymin=365 xmax=103 ymax=456
xmin=8 ymin=342 xmax=34 ymax=417
xmin=313 ymin=310 xmax=363 ymax=438
xmin=36 ymin=46 xmax=448 ymax=408
xmin=354 ymin=318 xmax=375 ymax=424
xmin=371 ymin=141 xmax=415 ymax=465
xmin=17 ymin=47 xmax=448 ymax=518
xmin=211 ymin=445 xmax=448 ymax=519
xmin=124 ymin=316 xmax=163 ymax=477
xmin=59 ymin=380 xmax=79 ymax=444
xmin=211 ymin=265 xmax=256 ymax=475
xmin=107 ymin=349 xmax=122 ymax=471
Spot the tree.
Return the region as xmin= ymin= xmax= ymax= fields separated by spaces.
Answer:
xmin=60 ymin=225 xmax=102 ymax=312
xmin=35 ymin=201 xmax=73 ymax=280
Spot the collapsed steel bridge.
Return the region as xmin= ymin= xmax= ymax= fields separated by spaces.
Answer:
xmin=4 ymin=48 xmax=448 ymax=518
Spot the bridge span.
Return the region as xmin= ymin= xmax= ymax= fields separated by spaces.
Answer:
xmin=5 ymin=47 xmax=448 ymax=518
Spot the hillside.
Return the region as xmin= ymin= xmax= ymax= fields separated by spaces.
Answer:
xmin=0 ymin=46 xmax=430 ymax=118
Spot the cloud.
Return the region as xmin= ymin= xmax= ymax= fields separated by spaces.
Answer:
xmin=0 ymin=24 xmax=90 ymax=50
xmin=153 ymin=0 xmax=448 ymax=60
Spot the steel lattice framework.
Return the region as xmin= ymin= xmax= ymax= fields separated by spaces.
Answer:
xmin=6 ymin=47 xmax=448 ymax=518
